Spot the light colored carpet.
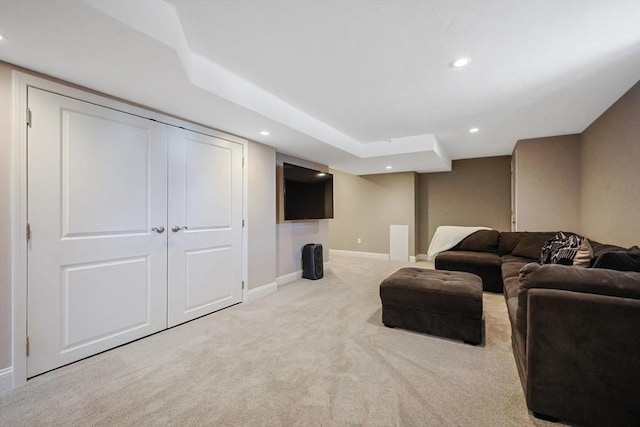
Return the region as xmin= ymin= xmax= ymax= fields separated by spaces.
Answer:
xmin=0 ymin=255 xmax=559 ymax=426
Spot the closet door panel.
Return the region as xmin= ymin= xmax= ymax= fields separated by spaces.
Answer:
xmin=27 ymin=88 xmax=168 ymax=378
xmin=167 ymin=127 xmax=243 ymax=327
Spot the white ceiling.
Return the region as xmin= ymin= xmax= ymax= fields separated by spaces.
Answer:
xmin=1 ymin=0 xmax=639 ymax=175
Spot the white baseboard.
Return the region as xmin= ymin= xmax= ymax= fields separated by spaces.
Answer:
xmin=277 ymin=270 xmax=302 ymax=286
xmin=276 ymin=262 xmax=332 ymax=287
xmin=0 ymin=367 xmax=13 ymax=394
xmin=246 ymin=281 xmax=278 ymax=302
xmin=329 ymin=249 xmax=390 ymax=260
xmin=330 ymin=249 xmax=416 ymax=262
xmin=416 ymin=253 xmax=430 ymax=261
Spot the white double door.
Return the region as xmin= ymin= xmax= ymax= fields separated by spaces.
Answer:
xmin=27 ymin=88 xmax=243 ymax=377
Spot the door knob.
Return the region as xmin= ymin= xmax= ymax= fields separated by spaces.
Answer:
xmin=151 ymin=226 xmax=165 ymax=233
xmin=172 ymin=225 xmax=188 ymax=232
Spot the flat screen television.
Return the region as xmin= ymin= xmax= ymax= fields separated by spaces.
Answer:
xmin=283 ymin=163 xmax=334 ymax=220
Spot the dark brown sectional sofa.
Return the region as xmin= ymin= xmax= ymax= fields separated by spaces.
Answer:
xmin=434 ymin=230 xmax=640 ymax=426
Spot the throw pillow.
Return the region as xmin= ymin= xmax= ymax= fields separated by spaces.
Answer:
xmin=572 ymin=239 xmax=594 ymax=268
xmin=538 ymin=232 xmax=584 ymax=265
xmin=592 ymin=247 xmax=640 ymax=272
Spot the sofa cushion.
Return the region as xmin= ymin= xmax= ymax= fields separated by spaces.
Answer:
xmin=499 ymin=232 xmax=527 ymax=256
xmin=501 ymin=261 xmax=529 ymax=299
xmin=503 ymin=276 xmax=522 ymax=300
xmin=457 ymin=229 xmax=500 ymax=253
xmin=510 ymin=232 xmax=557 ymax=259
xmin=435 ymin=250 xmax=503 ymax=292
xmin=592 ymin=247 xmax=640 ymax=272
xmin=501 ymin=254 xmax=533 ymax=264
xmin=501 ymin=260 xmax=527 ymax=279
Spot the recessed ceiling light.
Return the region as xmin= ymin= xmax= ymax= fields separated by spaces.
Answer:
xmin=386 ymin=166 xmax=392 ymax=170
xmin=469 ymin=127 xmax=479 ymax=133
xmin=450 ymin=57 xmax=470 ymax=68
xmin=260 ymin=131 xmax=270 ymax=136
xmin=0 ymin=34 xmax=6 ymax=41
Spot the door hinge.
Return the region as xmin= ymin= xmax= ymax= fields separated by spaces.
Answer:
xmin=26 ymin=336 xmax=30 ymax=357
xmin=242 ymin=219 xmax=245 ymax=228
xmin=26 ymin=223 xmax=31 ymax=241
xmin=27 ymin=108 xmax=32 ymax=128
xmin=242 ymin=281 xmax=245 ymax=290
xmin=242 ymin=157 xmax=245 ymax=167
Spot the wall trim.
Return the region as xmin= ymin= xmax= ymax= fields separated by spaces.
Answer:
xmin=246 ymin=281 xmax=278 ymax=302
xmin=276 ymin=270 xmax=302 ymax=286
xmin=323 ymin=261 xmax=331 ymax=273
xmin=0 ymin=367 xmax=13 ymax=394
xmin=329 ymin=249 xmax=390 ymax=260
xmin=276 ymin=261 xmax=331 ymax=286
xmin=409 ymin=256 xmax=416 ymax=263
xmin=416 ymin=254 xmax=429 ymax=261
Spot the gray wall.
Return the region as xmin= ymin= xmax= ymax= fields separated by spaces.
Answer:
xmin=276 ymin=154 xmax=330 ymax=278
xmin=247 ymin=141 xmax=277 ymax=290
xmin=328 ymin=171 xmax=416 ymax=256
xmin=581 ymin=81 xmax=640 ymax=247
xmin=417 ymin=157 xmax=512 ymax=253
xmin=513 ymin=135 xmax=582 ymax=232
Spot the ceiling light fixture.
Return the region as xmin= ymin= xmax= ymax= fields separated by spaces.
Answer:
xmin=0 ymin=34 xmax=6 ymax=41
xmin=450 ymin=57 xmax=470 ymax=68
xmin=386 ymin=166 xmax=392 ymax=170
xmin=260 ymin=131 xmax=270 ymax=136
xmin=469 ymin=127 xmax=479 ymax=133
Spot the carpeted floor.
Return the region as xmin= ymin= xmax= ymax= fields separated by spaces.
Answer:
xmin=0 ymin=255 xmax=560 ymax=426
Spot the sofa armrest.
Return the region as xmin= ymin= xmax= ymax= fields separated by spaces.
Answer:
xmin=519 ymin=263 xmax=640 ymax=299
xmin=516 ymin=263 xmax=640 ymax=336
xmin=526 ymin=288 xmax=640 ymax=425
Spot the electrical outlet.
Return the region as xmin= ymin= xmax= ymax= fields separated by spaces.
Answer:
xmin=357 ymin=238 xmax=362 ymax=244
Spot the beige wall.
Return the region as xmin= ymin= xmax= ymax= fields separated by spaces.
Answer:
xmin=276 ymin=154 xmax=330 ymax=277
xmin=0 ymin=62 xmax=13 ymax=372
xmin=416 ymin=173 xmax=430 ymax=256
xmin=247 ymin=141 xmax=277 ymax=290
xmin=418 ymin=157 xmax=512 ymax=253
xmin=513 ymin=135 xmax=582 ymax=232
xmin=329 ymin=171 xmax=416 ymax=256
xmin=580 ymin=81 xmax=640 ymax=247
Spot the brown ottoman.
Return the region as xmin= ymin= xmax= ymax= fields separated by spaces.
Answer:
xmin=379 ymin=268 xmax=483 ymax=345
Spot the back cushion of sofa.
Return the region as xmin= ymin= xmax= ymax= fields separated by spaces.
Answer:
xmin=457 ymin=229 xmax=500 ymax=253
xmin=500 ymin=232 xmax=557 ymax=257
xmin=511 ymin=232 xmax=558 ymax=259
xmin=499 ymin=232 xmax=527 ymax=255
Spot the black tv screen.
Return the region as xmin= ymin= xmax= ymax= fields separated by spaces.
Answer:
xmin=283 ymin=163 xmax=334 ymax=220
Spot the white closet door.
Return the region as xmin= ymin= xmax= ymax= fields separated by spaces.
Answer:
xmin=167 ymin=127 xmax=243 ymax=327
xmin=27 ymin=88 xmax=168 ymax=377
